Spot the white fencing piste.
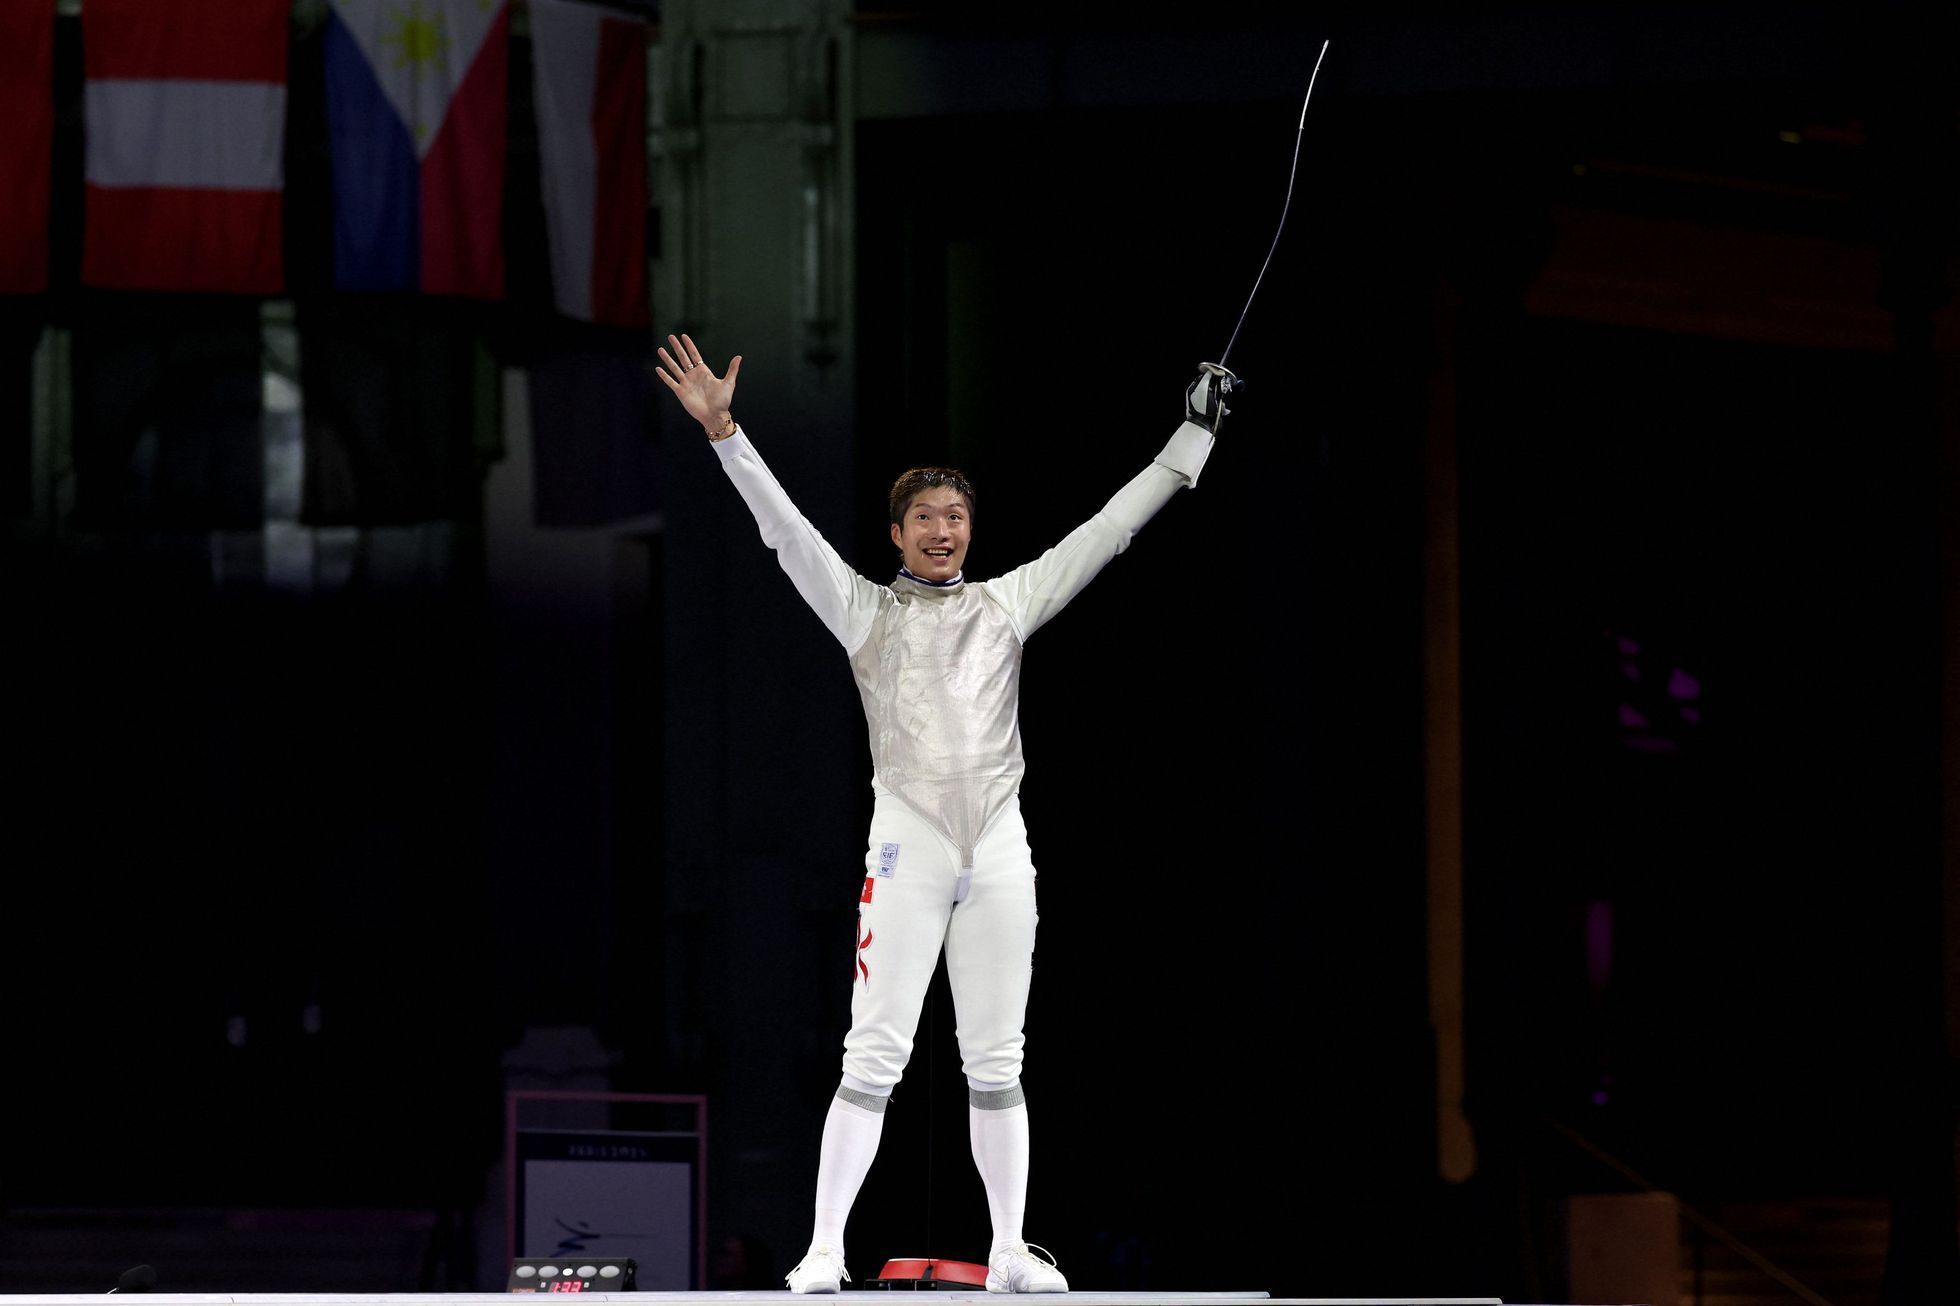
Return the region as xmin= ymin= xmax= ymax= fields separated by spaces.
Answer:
xmin=0 ymin=1286 xmax=1505 ymax=1294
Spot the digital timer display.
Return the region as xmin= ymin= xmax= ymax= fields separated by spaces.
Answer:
xmin=507 ymin=1258 xmax=635 ymax=1293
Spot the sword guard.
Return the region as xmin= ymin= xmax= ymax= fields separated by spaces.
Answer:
xmin=1185 ymin=362 xmax=1242 ymax=435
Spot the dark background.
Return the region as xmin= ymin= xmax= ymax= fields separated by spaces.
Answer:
xmin=3 ymin=3 xmax=1956 ymax=1303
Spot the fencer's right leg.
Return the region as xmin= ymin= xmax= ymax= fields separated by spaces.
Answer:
xmin=787 ymin=1078 xmax=888 ymax=1294
xmin=841 ymin=797 xmax=963 ymax=1088
xmin=791 ymin=800 xmax=960 ymax=1293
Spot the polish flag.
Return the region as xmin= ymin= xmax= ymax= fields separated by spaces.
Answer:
xmin=530 ymin=0 xmax=649 ymax=328
xmin=0 ymin=0 xmax=53 ymax=295
xmin=82 ymin=0 xmax=287 ymax=294
xmin=325 ymin=0 xmax=509 ymax=299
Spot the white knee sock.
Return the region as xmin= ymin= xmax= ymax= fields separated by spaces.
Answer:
xmin=810 ymin=1085 xmax=888 ymax=1251
xmin=967 ymin=1080 xmax=1029 ymax=1252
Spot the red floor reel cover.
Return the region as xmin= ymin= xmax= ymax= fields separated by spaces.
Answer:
xmin=869 ymin=1257 xmax=990 ymax=1289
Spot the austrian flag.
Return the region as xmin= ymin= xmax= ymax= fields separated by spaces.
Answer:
xmin=82 ymin=0 xmax=288 ymax=294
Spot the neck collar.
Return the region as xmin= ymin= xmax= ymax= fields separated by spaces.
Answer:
xmin=896 ymin=565 xmax=965 ymax=592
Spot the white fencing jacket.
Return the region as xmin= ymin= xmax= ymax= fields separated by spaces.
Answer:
xmin=715 ymin=421 xmax=1214 ymax=867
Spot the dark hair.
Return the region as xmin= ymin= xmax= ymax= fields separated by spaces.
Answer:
xmin=888 ymin=466 xmax=975 ymax=524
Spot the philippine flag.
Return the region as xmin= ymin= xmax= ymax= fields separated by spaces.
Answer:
xmin=81 ymin=0 xmax=288 ymax=295
xmin=325 ymin=0 xmax=509 ymax=298
xmin=530 ymin=0 xmax=649 ymax=328
xmin=0 ymin=0 xmax=53 ymax=295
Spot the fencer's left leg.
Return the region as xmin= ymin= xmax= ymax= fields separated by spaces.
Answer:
xmin=969 ymin=1080 xmax=1067 ymax=1292
xmin=969 ymin=1080 xmax=1030 ymax=1253
xmin=945 ymin=801 xmax=1067 ymax=1294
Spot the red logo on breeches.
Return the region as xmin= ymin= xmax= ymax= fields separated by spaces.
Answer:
xmin=855 ymin=920 xmax=873 ymax=986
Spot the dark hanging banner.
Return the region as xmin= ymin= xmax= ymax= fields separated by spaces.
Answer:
xmin=69 ymin=294 xmax=264 ymax=530
xmin=525 ymin=320 xmax=659 ymax=528
xmin=299 ymin=295 xmax=487 ymax=527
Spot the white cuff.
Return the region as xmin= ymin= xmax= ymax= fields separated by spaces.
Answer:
xmin=710 ymin=425 xmax=748 ymax=461
xmin=1154 ymin=420 xmax=1214 ymax=487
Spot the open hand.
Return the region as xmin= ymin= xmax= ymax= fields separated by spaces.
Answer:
xmin=655 ymin=333 xmax=742 ymax=435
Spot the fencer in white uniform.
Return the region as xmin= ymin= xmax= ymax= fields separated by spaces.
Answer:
xmin=655 ymin=334 xmax=1223 ymax=1295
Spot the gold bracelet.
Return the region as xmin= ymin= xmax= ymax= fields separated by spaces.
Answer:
xmin=708 ymin=417 xmax=736 ymax=442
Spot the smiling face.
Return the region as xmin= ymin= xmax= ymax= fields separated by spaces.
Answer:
xmin=890 ymin=486 xmax=972 ymax=582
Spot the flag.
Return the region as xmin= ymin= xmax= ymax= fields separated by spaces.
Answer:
xmin=325 ymin=0 xmax=509 ymax=299
xmin=82 ymin=0 xmax=287 ymax=294
xmin=0 ymin=0 xmax=53 ymax=295
xmin=530 ymin=0 xmax=649 ymax=327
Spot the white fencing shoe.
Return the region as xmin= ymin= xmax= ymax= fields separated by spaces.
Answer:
xmin=986 ymin=1242 xmax=1068 ymax=1293
xmin=786 ymin=1246 xmax=849 ymax=1294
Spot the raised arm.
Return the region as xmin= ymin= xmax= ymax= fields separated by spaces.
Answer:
xmin=657 ymin=335 xmax=884 ymax=652
xmin=985 ymin=368 xmax=1223 ymax=641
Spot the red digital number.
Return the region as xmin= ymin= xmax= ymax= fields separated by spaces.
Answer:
xmin=547 ymin=1281 xmax=585 ymax=1292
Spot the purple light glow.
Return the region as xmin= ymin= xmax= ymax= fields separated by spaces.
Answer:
xmin=1619 ymin=703 xmax=1649 ymax=730
xmin=1667 ymin=668 xmax=1701 ymax=700
xmin=1619 ymin=660 xmax=1642 ymax=681
xmin=1585 ymin=899 xmax=1614 ymax=991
